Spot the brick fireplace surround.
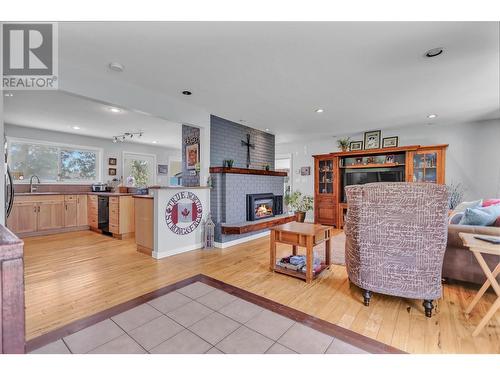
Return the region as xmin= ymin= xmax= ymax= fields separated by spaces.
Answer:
xmin=210 ymin=170 xmax=285 ymax=245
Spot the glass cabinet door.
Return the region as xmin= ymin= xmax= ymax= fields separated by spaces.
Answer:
xmin=412 ymin=152 xmax=438 ymax=183
xmin=318 ymin=159 xmax=334 ymax=194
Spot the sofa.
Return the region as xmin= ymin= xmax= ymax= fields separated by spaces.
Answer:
xmin=443 ymin=224 xmax=500 ymax=285
xmin=442 ymin=199 xmax=500 ymax=285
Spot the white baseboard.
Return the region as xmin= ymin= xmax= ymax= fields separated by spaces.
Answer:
xmin=153 ymin=242 xmax=204 ymax=259
xmin=214 ymin=231 xmax=270 ymax=249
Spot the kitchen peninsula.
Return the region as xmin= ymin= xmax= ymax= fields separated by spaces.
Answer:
xmin=134 ymin=186 xmax=210 ymax=259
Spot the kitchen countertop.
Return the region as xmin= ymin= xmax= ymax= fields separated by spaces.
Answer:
xmin=16 ymin=191 xmax=138 ymax=196
xmin=148 ymin=185 xmax=211 ymax=190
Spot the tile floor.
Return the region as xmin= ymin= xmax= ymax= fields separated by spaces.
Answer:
xmin=30 ymin=281 xmax=369 ymax=354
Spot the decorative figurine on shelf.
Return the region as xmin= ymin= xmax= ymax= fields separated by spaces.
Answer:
xmin=203 ymin=213 xmax=215 ymax=249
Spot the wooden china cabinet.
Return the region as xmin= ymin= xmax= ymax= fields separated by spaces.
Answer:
xmin=314 ymin=155 xmax=338 ymax=226
xmin=407 ymin=145 xmax=446 ymax=184
xmin=313 ymin=144 xmax=447 ymax=228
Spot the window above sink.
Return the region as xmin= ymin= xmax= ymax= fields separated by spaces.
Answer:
xmin=7 ymin=137 xmax=103 ymax=184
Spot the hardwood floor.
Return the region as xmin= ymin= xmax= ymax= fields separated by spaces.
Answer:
xmin=24 ymin=230 xmax=500 ymax=353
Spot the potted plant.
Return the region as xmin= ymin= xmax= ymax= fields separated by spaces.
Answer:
xmin=337 ymin=137 xmax=351 ymax=152
xmin=284 ymin=191 xmax=314 ymax=222
xmin=226 ymin=159 xmax=234 ymax=168
xmin=264 ymin=163 xmax=270 ymax=171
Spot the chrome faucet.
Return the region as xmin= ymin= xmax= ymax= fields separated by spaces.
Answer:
xmin=29 ymin=175 xmax=40 ymax=193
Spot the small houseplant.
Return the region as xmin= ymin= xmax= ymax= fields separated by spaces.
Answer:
xmin=285 ymin=191 xmax=314 ymax=222
xmin=337 ymin=137 xmax=351 ymax=152
xmin=447 ymin=182 xmax=465 ymax=210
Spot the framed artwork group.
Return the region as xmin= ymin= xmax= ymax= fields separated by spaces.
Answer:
xmin=349 ymin=131 xmax=399 ymax=151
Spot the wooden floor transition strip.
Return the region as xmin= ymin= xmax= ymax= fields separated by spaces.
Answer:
xmin=26 ymin=274 xmax=405 ymax=354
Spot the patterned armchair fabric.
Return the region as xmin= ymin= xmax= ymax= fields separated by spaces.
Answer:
xmin=344 ymin=182 xmax=449 ymax=300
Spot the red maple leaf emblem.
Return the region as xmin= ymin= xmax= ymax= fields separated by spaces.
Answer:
xmin=181 ymin=207 xmax=191 ymax=218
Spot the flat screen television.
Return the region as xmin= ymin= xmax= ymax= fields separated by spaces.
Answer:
xmin=342 ymin=167 xmax=405 ymax=202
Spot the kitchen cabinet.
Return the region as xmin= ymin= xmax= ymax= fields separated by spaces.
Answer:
xmin=77 ymin=195 xmax=88 ymax=226
xmin=87 ymin=194 xmax=98 ymax=229
xmin=108 ymin=195 xmax=135 ymax=239
xmin=7 ymin=194 xmax=90 ymax=237
xmin=64 ymin=198 xmax=78 ymax=228
xmin=36 ymin=199 xmax=65 ymax=231
xmin=7 ymin=202 xmax=38 ymax=234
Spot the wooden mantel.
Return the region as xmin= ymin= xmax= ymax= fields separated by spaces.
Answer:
xmin=209 ymin=167 xmax=287 ymax=177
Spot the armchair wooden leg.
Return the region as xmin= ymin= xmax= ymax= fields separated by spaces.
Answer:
xmin=423 ymin=300 xmax=434 ymax=318
xmin=363 ymin=290 xmax=372 ymax=306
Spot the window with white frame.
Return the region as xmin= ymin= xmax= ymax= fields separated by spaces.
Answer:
xmin=7 ymin=138 xmax=102 ymax=183
xmin=122 ymin=152 xmax=156 ymax=187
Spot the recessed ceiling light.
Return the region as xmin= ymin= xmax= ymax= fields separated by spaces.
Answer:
xmin=152 ymin=141 xmax=158 ymax=144
xmin=265 ymin=128 xmax=270 ymax=132
xmin=108 ymin=62 xmax=125 ymax=72
xmin=109 ymin=107 xmax=122 ymax=113
xmin=4 ymin=92 xmax=13 ymax=97
xmin=425 ymin=47 xmax=444 ymax=58
xmin=182 ymin=90 xmax=192 ymax=96
xmin=72 ymin=126 xmax=81 ymax=130
xmin=427 ymin=114 xmax=438 ymax=119
xmin=315 ymin=108 xmax=324 ymax=113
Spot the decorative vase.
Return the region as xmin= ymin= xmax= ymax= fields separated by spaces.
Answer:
xmin=341 ymin=146 xmax=349 ymax=152
xmin=295 ymin=211 xmax=306 ymax=222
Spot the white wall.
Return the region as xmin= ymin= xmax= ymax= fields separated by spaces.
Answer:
xmin=5 ymin=124 xmax=181 ymax=186
xmin=276 ymin=119 xmax=500 ymax=201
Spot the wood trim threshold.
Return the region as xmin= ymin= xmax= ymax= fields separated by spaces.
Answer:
xmin=25 ymin=274 xmax=405 ymax=354
xmin=221 ymin=214 xmax=296 ymax=235
xmin=209 ymin=167 xmax=287 ymax=177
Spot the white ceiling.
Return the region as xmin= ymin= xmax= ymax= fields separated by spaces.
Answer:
xmin=3 ymin=90 xmax=182 ymax=149
xmin=54 ymin=21 xmax=500 ymax=144
xmin=4 ymin=22 xmax=499 ymax=145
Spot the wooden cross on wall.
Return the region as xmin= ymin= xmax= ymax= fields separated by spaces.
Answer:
xmin=241 ymin=133 xmax=255 ymax=168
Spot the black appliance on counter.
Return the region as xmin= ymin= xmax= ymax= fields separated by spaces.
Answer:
xmin=98 ymin=196 xmax=109 ymax=232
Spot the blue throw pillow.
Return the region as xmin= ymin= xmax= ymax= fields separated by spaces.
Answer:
xmin=459 ymin=204 xmax=500 ymax=226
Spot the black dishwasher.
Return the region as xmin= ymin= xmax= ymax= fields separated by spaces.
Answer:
xmin=98 ymin=196 xmax=109 ymax=232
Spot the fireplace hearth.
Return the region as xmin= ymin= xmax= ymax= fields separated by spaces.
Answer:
xmin=247 ymin=193 xmax=283 ymax=221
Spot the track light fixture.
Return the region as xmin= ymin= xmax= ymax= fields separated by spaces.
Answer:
xmin=111 ymin=131 xmax=144 ymax=143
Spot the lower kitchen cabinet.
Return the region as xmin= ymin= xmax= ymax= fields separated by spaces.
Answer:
xmin=37 ymin=199 xmax=65 ymax=231
xmin=7 ymin=194 xmax=90 ymax=237
xmin=7 ymin=202 xmax=38 ymax=234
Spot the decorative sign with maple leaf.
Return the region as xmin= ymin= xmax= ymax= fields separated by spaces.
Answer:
xmin=165 ymin=191 xmax=203 ymax=235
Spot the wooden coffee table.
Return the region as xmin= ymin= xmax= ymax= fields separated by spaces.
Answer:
xmin=459 ymin=232 xmax=500 ymax=336
xmin=270 ymin=222 xmax=333 ymax=283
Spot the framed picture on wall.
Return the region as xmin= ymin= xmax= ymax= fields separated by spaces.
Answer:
xmin=186 ymin=143 xmax=199 ymax=170
xmin=364 ymin=130 xmax=381 ymax=150
xmin=349 ymin=141 xmax=363 ymax=151
xmin=300 ymin=166 xmax=311 ymax=176
xmin=108 ymin=168 xmax=117 ymax=176
xmin=382 ymin=136 xmax=399 ymax=148
xmin=157 ymin=164 xmax=168 ymax=175
xmin=108 ymin=157 xmax=117 ymax=165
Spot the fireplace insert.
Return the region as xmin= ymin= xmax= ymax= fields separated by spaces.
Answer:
xmin=247 ymin=193 xmax=275 ymax=221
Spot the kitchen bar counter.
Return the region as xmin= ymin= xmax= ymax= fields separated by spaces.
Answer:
xmin=135 ymin=186 xmax=209 ymax=259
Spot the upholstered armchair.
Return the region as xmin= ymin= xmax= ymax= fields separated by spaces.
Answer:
xmin=344 ymin=182 xmax=449 ymax=317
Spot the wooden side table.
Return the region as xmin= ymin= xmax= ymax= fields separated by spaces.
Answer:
xmin=270 ymin=222 xmax=332 ymax=283
xmin=459 ymin=232 xmax=500 ymax=337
